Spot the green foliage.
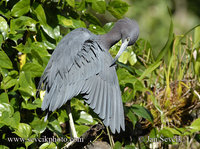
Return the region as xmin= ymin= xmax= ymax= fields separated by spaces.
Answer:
xmin=0 ymin=0 xmax=199 ymax=148
xmin=0 ymin=51 xmax=13 ymax=69
xmin=0 ymin=0 xmax=130 ymax=148
xmin=131 ymin=104 xmax=153 ymax=123
xmin=11 ymin=0 xmax=30 ymax=17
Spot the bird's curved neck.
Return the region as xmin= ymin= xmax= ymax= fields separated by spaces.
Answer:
xmin=99 ymin=26 xmax=121 ymax=50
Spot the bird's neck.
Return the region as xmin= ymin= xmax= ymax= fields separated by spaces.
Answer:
xmin=99 ymin=26 xmax=121 ymax=50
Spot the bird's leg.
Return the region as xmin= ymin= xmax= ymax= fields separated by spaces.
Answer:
xmin=66 ymin=101 xmax=78 ymax=138
xmin=106 ymin=127 xmax=114 ymax=148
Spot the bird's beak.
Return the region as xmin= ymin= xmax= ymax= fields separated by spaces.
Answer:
xmin=110 ymin=37 xmax=130 ymax=66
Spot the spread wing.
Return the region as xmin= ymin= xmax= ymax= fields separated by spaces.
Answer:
xmin=38 ymin=28 xmax=125 ymax=133
xmin=82 ymin=51 xmax=125 ymax=133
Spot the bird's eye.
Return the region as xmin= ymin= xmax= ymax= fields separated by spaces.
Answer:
xmin=126 ymin=37 xmax=130 ymax=42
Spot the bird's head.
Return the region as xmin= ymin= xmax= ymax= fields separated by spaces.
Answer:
xmin=111 ymin=18 xmax=139 ymax=66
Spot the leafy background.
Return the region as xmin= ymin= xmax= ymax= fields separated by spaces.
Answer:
xmin=0 ymin=0 xmax=200 ymax=148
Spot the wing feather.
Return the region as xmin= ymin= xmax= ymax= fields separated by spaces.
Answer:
xmin=95 ymin=78 xmax=104 ymax=115
xmin=39 ymin=28 xmax=125 ymax=133
xmin=110 ymin=86 xmax=116 ymax=133
xmin=82 ymin=74 xmax=124 ymax=133
xmin=90 ymin=77 xmax=100 ymax=110
xmin=99 ymin=80 xmax=106 ymax=119
xmin=82 ymin=50 xmax=125 ymax=133
xmin=39 ymin=28 xmax=100 ymax=112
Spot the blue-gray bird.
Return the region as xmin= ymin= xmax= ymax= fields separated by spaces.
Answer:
xmin=38 ymin=18 xmax=139 ymax=134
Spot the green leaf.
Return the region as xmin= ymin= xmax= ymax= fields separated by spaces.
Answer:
xmin=48 ymin=118 xmax=62 ymax=133
xmin=193 ymin=26 xmax=200 ymax=49
xmin=0 ymin=145 xmax=9 ymax=149
xmin=92 ymin=0 xmax=106 ymax=14
xmin=124 ymin=145 xmax=136 ymax=149
xmin=149 ymin=128 xmax=158 ymax=138
xmin=118 ymin=47 xmax=137 ymax=66
xmin=71 ymin=98 xmax=87 ymax=111
xmin=41 ymin=23 xmax=56 ymax=39
xmin=118 ymin=51 xmax=130 ymax=64
xmin=22 ymin=63 xmax=44 ymax=78
xmin=32 ymin=3 xmax=46 ymax=25
xmin=159 ymin=128 xmax=174 ymax=138
xmin=0 ymin=4 xmax=11 ymax=18
xmin=66 ymin=0 xmax=75 ymax=8
xmin=122 ymin=89 xmax=134 ymax=103
xmin=57 ymin=109 xmax=68 ymax=123
xmin=138 ymin=60 xmax=162 ymax=81
xmin=54 ymin=25 xmax=61 ymax=40
xmin=107 ymin=0 xmax=129 ymax=19
xmin=103 ymin=22 xmax=114 ymax=32
xmin=128 ymin=51 xmax=137 ymax=66
xmin=11 ymin=0 xmax=30 ymax=17
xmin=14 ymin=123 xmax=32 ymax=139
xmin=88 ymin=24 xmax=105 ymax=34
xmin=172 ymin=127 xmax=186 ymax=134
xmin=0 ymin=68 xmax=9 ymax=78
xmin=148 ymin=93 xmax=164 ymax=123
xmin=76 ymin=0 xmax=85 ymax=11
xmin=8 ymin=32 xmax=24 ymax=44
xmin=39 ymin=29 xmax=56 ymax=49
xmin=117 ymin=68 xmax=137 ymax=86
xmin=134 ymin=79 xmax=145 ymax=92
xmin=1 ymin=111 xmax=21 ymax=129
xmin=0 ymin=50 xmax=13 ymax=69
xmin=30 ymin=42 xmax=50 ymax=65
xmin=31 ymin=42 xmax=50 ymax=57
xmin=0 ymin=16 xmax=9 ymax=39
xmin=83 ymin=13 xmax=102 ymax=26
xmin=131 ymin=104 xmax=153 ymax=123
xmin=162 ymin=127 xmax=181 ymax=135
xmin=71 ymin=18 xmax=86 ymax=28
xmin=39 ymin=142 xmax=57 ymax=149
xmin=32 ymin=3 xmax=55 ymax=39
xmin=189 ymin=118 xmax=200 ymax=131
xmin=126 ymin=109 xmax=138 ymax=128
xmin=0 ymin=93 xmax=9 ymax=104
xmin=75 ymin=125 xmax=90 ymax=137
xmin=156 ymin=19 xmax=174 ymax=62
xmin=1 ymin=75 xmax=17 ymax=90
xmin=0 ymin=34 xmax=3 ymax=47
xmin=30 ymin=117 xmax=47 ymax=134
xmin=0 ymin=103 xmax=14 ymax=118
xmin=194 ymin=60 xmax=200 ymax=76
xmin=11 ymin=111 xmax=20 ymax=128
xmin=1 ymin=70 xmax=18 ymax=90
xmin=22 ymin=99 xmax=42 ymax=110
xmin=10 ymin=16 xmax=37 ymax=32
xmin=114 ymin=141 xmax=122 ymax=149
xmin=57 ymin=15 xmax=73 ymax=27
xmin=76 ymin=111 xmax=97 ymax=125
xmin=0 ymin=112 xmax=8 ymax=128
xmin=18 ymin=71 xmax=36 ymax=100
xmin=25 ymin=134 xmax=36 ymax=148
xmin=14 ymin=42 xmax=32 ymax=53
xmin=57 ymin=15 xmax=86 ymax=29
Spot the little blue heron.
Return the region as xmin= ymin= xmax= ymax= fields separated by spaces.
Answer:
xmin=38 ymin=18 xmax=139 ymax=136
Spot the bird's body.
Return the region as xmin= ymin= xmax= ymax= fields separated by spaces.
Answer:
xmin=39 ymin=18 xmax=139 ymax=134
